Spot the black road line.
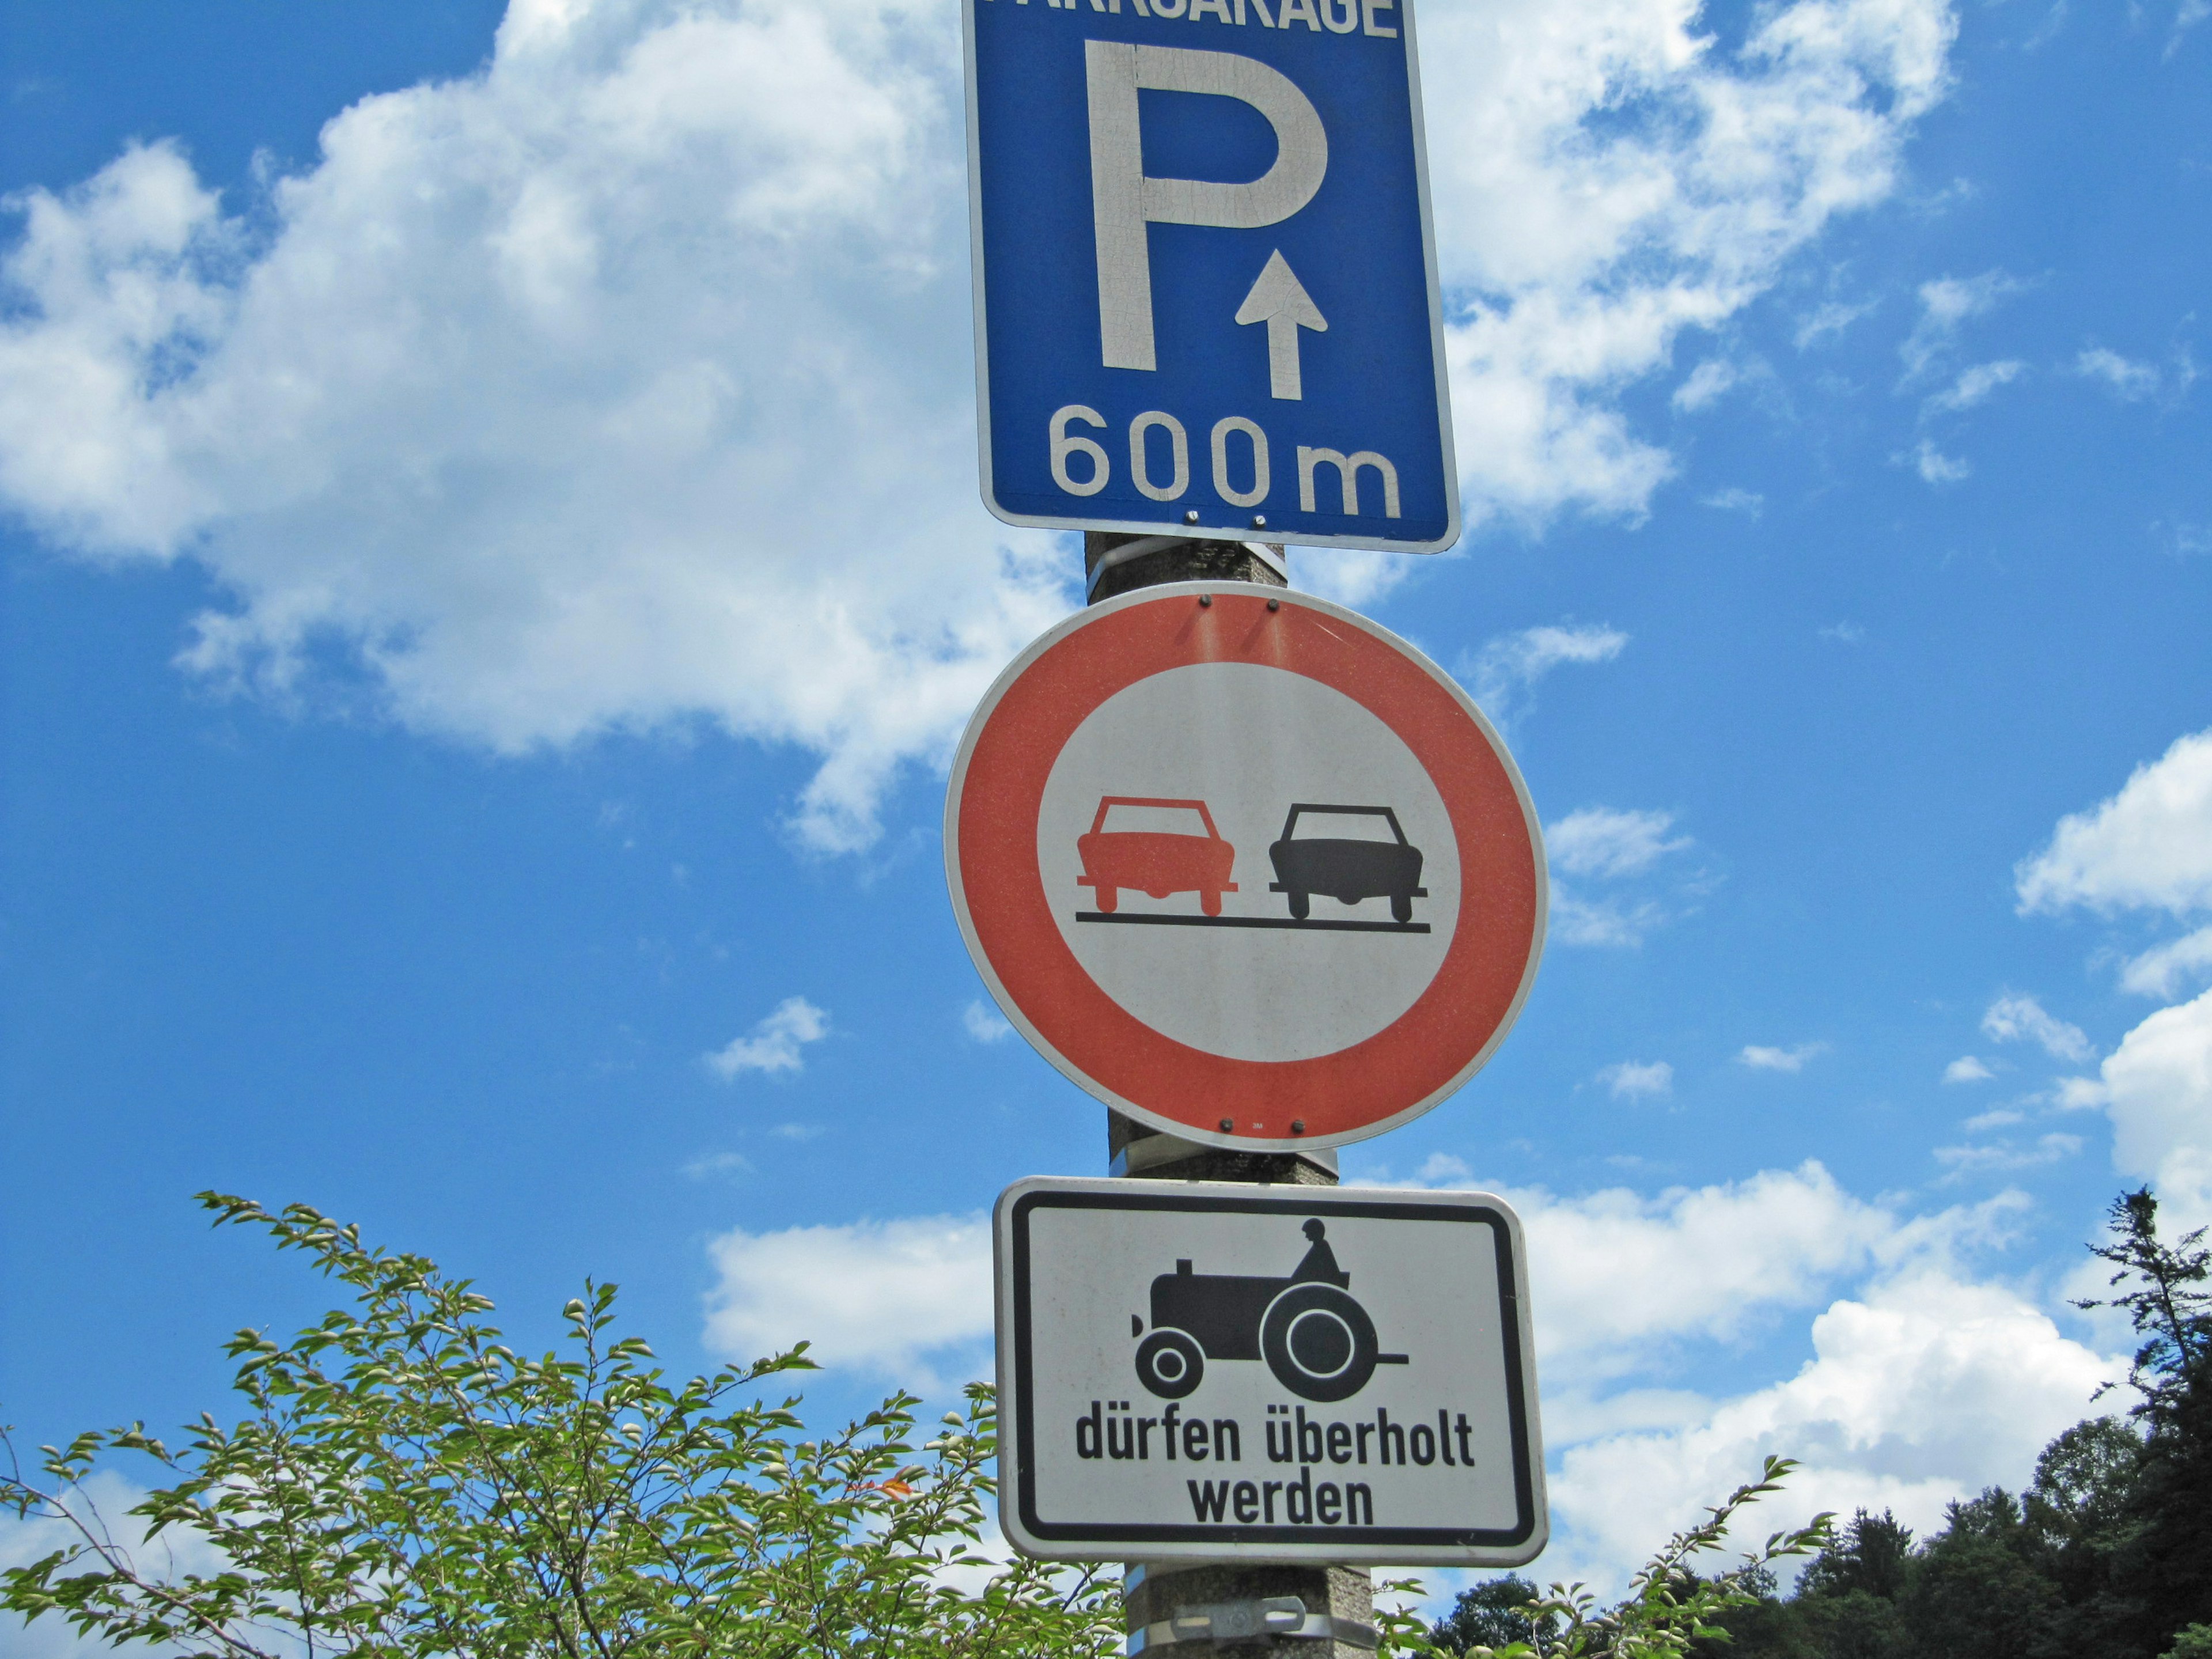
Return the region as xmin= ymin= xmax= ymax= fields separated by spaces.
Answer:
xmin=1073 ymin=912 xmax=1432 ymax=935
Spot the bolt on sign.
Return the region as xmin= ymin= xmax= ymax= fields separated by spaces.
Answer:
xmin=994 ymin=1178 xmax=1547 ymax=1565
xmin=962 ymin=0 xmax=1458 ymax=549
xmin=944 ymin=582 xmax=1546 ymax=1152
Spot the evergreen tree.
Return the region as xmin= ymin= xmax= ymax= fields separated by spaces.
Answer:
xmin=1895 ymin=1490 xmax=2061 ymax=1659
xmin=1431 ymin=1574 xmax=1556 ymax=1654
xmin=1798 ymin=1511 xmax=1913 ymax=1602
xmin=2079 ymin=1187 xmax=2212 ymax=1649
xmin=1790 ymin=1512 xmax=1912 ymax=1659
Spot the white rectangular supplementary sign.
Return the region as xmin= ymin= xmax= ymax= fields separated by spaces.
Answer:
xmin=993 ymin=1178 xmax=1546 ymax=1564
xmin=963 ymin=0 xmax=1460 ymax=552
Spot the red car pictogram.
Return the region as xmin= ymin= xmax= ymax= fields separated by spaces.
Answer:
xmin=1077 ymin=797 xmax=1238 ymax=918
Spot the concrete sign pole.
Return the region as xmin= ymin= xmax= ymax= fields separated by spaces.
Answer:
xmin=1084 ymin=530 xmax=1378 ymax=1657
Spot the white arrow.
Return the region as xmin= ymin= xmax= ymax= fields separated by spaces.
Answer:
xmin=1235 ymin=249 xmax=1328 ymax=401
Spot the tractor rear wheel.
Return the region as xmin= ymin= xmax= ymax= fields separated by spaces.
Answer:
xmin=1260 ymin=1283 xmax=1378 ymax=1403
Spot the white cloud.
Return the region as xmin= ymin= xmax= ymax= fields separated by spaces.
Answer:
xmin=705 ymin=995 xmax=829 ymax=1079
xmin=1738 ymin=1042 xmax=1828 ymax=1073
xmin=1700 ymin=487 xmax=1764 ymax=515
xmin=0 ymin=1472 xmax=232 ymax=1657
xmin=1599 ymin=1059 xmax=1675 ymax=1100
xmin=1512 ymin=1164 xmax=1900 ymax=1364
xmin=0 ymin=0 xmax=1956 ymax=820
xmin=1794 ymin=297 xmax=1878 ymax=348
xmin=1548 ymin=807 xmax=1690 ymax=878
xmin=0 ymin=0 xmax=1062 ymax=853
xmin=1429 ymin=0 xmax=1956 ymax=535
xmin=1381 ymin=1158 xmax=2111 ymax=1590
xmin=1980 ymin=992 xmax=2092 ymax=1063
xmin=683 ymin=1149 xmax=752 ymax=1179
xmin=2069 ymin=986 xmax=2212 ymax=1230
xmin=2169 ymin=0 xmax=2209 ymax=55
xmin=1548 ymin=889 xmax=1668 ymax=948
xmin=961 ymin=998 xmax=1013 ymax=1043
xmin=1819 ymin=620 xmax=1865 ymax=643
xmin=1942 ymin=1054 xmax=1995 ymax=1083
xmin=2016 ymin=729 xmax=2212 ymax=917
xmin=726 ymin=1158 xmax=2118 ymax=1594
xmin=1933 ymin=1132 xmax=2084 ymax=1174
xmin=2075 ymin=346 xmax=2162 ymax=402
xmin=2010 ymin=734 xmax=2212 ymax=1232
xmin=1463 ymin=623 xmax=1629 ymax=727
xmin=1544 ymin=808 xmax=1693 ymax=948
xmin=1547 ymin=1268 xmax=2117 ymax=1592
xmin=2120 ymin=925 xmax=2212 ymax=1001
xmin=1900 ymin=270 xmax=2021 ymax=378
xmin=1925 ymin=357 xmax=2025 ymax=412
xmin=702 ymin=1211 xmax=992 ymax=1384
xmin=1384 ymin=1157 xmax=1957 ymax=1362
xmin=1672 ymin=358 xmax=1739 ymax=411
xmin=1909 ymin=438 xmax=1971 ymax=483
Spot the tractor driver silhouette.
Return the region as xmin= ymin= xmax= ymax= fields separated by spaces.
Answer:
xmin=1291 ymin=1218 xmax=1349 ymax=1287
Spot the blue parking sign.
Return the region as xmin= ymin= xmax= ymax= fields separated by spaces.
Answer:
xmin=964 ymin=0 xmax=1460 ymax=552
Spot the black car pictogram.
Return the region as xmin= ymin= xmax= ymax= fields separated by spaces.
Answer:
xmin=1267 ymin=804 xmax=1427 ymax=924
xmin=1132 ymin=1220 xmax=1407 ymax=1403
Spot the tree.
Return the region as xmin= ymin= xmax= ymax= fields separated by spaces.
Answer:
xmin=1431 ymin=1574 xmax=1556 ymax=1654
xmin=1797 ymin=1512 xmax=1912 ymax=1604
xmin=1429 ymin=1461 xmax=1836 ymax=1658
xmin=2078 ymin=1187 xmax=2212 ymax=1648
xmin=2 ymin=1194 xmax=1120 ymax=1658
xmin=1766 ymin=1511 xmax=1912 ymax=1659
xmin=2020 ymin=1416 xmax=2146 ymax=1642
xmin=1703 ymin=1187 xmax=2212 ymax=1659
xmin=2 ymin=1195 xmax=1835 ymax=1659
xmin=2080 ymin=1188 xmax=2211 ymax=1426
xmin=1895 ymin=1490 xmax=2061 ymax=1659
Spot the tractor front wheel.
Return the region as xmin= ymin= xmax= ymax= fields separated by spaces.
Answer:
xmin=1135 ymin=1328 xmax=1205 ymax=1399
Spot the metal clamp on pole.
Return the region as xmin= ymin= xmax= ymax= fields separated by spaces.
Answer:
xmin=1127 ymin=1596 xmax=1380 ymax=1653
xmin=1086 ymin=537 xmax=1289 ymax=599
xmin=1109 ymin=1127 xmax=1339 ymax=1180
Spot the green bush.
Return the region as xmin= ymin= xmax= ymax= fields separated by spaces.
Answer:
xmin=5 ymin=1193 xmax=1834 ymax=1659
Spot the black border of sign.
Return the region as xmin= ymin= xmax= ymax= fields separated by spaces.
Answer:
xmin=1005 ymin=1185 xmax=1541 ymax=1554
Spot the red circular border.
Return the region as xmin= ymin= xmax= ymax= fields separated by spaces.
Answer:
xmin=952 ymin=587 xmax=1541 ymax=1143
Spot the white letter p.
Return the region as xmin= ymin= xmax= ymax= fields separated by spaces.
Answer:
xmin=1086 ymin=43 xmax=1327 ymax=373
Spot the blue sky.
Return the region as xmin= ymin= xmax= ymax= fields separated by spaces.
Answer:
xmin=3 ymin=0 xmax=2210 ymax=1631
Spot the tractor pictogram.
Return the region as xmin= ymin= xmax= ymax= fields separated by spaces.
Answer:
xmin=1131 ymin=1220 xmax=1408 ymax=1403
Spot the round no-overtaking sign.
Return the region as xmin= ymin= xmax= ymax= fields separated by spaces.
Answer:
xmin=945 ymin=582 xmax=1544 ymax=1151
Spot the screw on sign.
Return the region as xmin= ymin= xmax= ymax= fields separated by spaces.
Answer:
xmin=944 ymin=581 xmax=1545 ymax=1152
